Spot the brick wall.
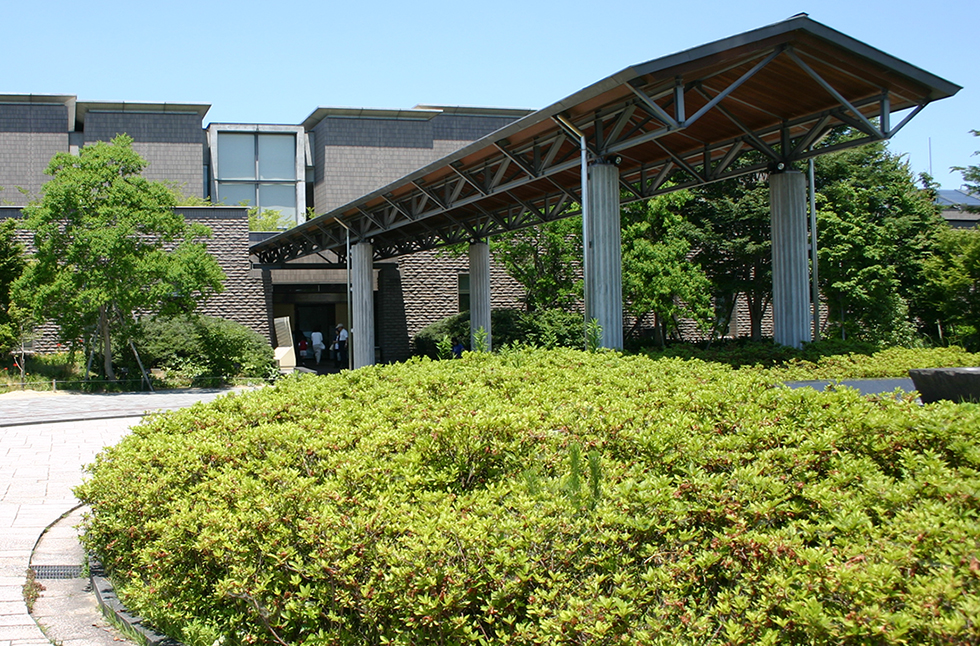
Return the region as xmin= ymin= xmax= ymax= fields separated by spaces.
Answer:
xmin=377 ymin=249 xmax=524 ymax=361
xmin=0 ymin=206 xmax=268 ymax=351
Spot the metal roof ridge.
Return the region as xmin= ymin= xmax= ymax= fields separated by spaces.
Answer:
xmin=301 ymin=106 xmax=445 ymax=131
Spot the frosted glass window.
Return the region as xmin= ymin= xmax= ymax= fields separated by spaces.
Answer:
xmin=259 ymin=134 xmax=296 ymax=180
xmin=218 ymin=183 xmax=256 ymax=207
xmin=259 ymin=184 xmax=296 ymax=219
xmin=217 ymin=134 xmax=256 ymax=180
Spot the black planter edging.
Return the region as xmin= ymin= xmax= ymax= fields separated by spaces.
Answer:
xmin=89 ymin=555 xmax=185 ymax=646
xmin=909 ymin=367 xmax=980 ymax=404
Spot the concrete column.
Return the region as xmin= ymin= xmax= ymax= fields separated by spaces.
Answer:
xmin=585 ymin=162 xmax=623 ymax=349
xmin=770 ymin=170 xmax=812 ymax=348
xmin=351 ymin=242 xmax=375 ymax=368
xmin=468 ymin=241 xmax=492 ymax=351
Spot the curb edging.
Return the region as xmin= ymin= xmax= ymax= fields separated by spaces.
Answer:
xmin=89 ymin=555 xmax=185 ymax=646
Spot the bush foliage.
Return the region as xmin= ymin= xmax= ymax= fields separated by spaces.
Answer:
xmin=78 ymin=348 xmax=980 ymax=645
xmin=135 ymin=314 xmax=276 ymax=385
xmin=643 ymin=339 xmax=980 ymax=378
xmin=413 ymin=308 xmax=583 ymax=357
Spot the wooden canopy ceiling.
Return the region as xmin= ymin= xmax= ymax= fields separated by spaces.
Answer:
xmin=252 ymin=14 xmax=960 ymax=265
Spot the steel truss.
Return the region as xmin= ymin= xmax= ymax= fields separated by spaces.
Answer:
xmin=252 ymin=20 xmax=955 ymax=266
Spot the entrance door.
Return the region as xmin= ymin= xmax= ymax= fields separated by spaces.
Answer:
xmin=295 ymin=304 xmax=335 ymax=340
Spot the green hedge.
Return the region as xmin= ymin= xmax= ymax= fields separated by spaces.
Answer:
xmin=77 ymin=349 xmax=980 ymax=645
xmin=644 ymin=339 xmax=980 ymax=379
xmin=413 ymin=308 xmax=583 ymax=357
xmin=135 ymin=314 xmax=277 ymax=385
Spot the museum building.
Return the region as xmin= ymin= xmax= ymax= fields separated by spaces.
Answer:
xmin=1 ymin=15 xmax=961 ymax=364
xmin=0 ymin=97 xmax=531 ymax=361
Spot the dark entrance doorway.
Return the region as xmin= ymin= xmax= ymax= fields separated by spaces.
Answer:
xmin=296 ymin=304 xmax=334 ymax=338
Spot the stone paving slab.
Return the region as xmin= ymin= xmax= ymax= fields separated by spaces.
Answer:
xmin=0 ymin=417 xmax=137 ymax=644
xmin=0 ymin=387 xmax=252 ymax=427
xmin=30 ymin=509 xmax=132 ymax=646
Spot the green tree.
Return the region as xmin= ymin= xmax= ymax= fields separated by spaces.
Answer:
xmin=621 ymin=192 xmax=713 ymax=345
xmin=489 ymin=217 xmax=582 ymax=312
xmin=247 ymin=207 xmax=289 ymax=232
xmin=952 ymin=129 xmax=980 ymax=204
xmin=0 ymin=218 xmax=26 ymax=353
xmin=814 ymin=139 xmax=944 ymax=345
xmin=679 ymin=167 xmax=772 ymax=340
xmin=13 ymin=135 xmax=226 ymax=381
xmin=919 ymin=226 xmax=980 ymax=347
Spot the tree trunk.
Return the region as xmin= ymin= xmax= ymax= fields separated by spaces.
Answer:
xmin=626 ymin=311 xmax=647 ymax=341
xmin=652 ymin=313 xmax=665 ymax=349
xmin=100 ymin=305 xmax=115 ymax=381
xmin=747 ymin=294 xmax=764 ymax=342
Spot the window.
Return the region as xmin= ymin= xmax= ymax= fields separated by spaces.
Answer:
xmin=458 ymin=273 xmax=470 ymax=312
xmin=215 ymin=131 xmax=299 ymax=224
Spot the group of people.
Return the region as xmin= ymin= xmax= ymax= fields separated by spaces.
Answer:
xmin=295 ymin=324 xmax=348 ymax=369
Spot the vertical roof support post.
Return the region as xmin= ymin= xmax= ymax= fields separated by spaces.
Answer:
xmin=351 ymin=241 xmax=376 ymax=369
xmin=586 ymin=162 xmax=624 ymax=349
xmin=809 ymin=158 xmax=820 ymax=342
xmin=770 ymin=170 xmax=812 ymax=349
xmin=469 ymin=241 xmax=492 ymax=351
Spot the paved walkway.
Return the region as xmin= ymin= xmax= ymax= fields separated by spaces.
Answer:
xmin=0 ymin=388 xmax=247 ymax=646
xmin=0 ymin=387 xmax=252 ymax=427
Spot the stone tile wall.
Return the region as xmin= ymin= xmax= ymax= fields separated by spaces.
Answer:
xmin=84 ymin=113 xmax=205 ymax=199
xmin=178 ymin=207 xmax=270 ymax=340
xmin=0 ymin=104 xmax=70 ymax=205
xmin=311 ymin=113 xmax=518 ymax=214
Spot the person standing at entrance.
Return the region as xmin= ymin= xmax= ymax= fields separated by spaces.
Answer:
xmin=311 ymin=327 xmax=326 ymax=365
xmin=333 ymin=323 xmax=348 ymax=369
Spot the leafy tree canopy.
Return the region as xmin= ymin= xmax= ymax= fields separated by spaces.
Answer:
xmin=13 ymin=135 xmax=226 ymax=380
xmin=489 ymin=217 xmax=583 ymax=312
xmin=678 ymin=161 xmax=773 ymax=341
xmin=247 ymin=207 xmax=290 ymax=232
xmin=814 ymin=138 xmax=944 ymax=345
xmin=919 ymin=226 xmax=980 ymax=348
xmin=0 ymin=218 xmax=26 ymax=353
xmin=621 ymin=192 xmax=713 ymax=344
xmin=952 ymin=129 xmax=980 ymax=208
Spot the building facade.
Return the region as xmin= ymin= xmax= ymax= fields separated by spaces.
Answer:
xmin=0 ymin=94 xmax=530 ymax=360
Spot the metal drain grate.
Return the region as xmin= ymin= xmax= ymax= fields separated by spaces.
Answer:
xmin=31 ymin=564 xmax=84 ymax=579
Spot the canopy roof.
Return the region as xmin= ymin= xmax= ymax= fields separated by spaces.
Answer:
xmin=252 ymin=14 xmax=960 ymax=265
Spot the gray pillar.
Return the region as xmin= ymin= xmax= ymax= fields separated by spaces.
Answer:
xmin=351 ymin=242 xmax=375 ymax=368
xmin=469 ymin=241 xmax=492 ymax=351
xmin=770 ymin=170 xmax=812 ymax=349
xmin=585 ymin=162 xmax=623 ymax=349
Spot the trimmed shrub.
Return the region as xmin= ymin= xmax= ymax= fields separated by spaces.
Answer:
xmin=78 ymin=349 xmax=980 ymax=645
xmin=413 ymin=308 xmax=583 ymax=357
xmin=644 ymin=338 xmax=980 ymax=378
xmin=136 ymin=314 xmax=276 ymax=385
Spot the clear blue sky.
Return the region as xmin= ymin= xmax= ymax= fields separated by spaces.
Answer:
xmin=3 ymin=0 xmax=976 ymax=188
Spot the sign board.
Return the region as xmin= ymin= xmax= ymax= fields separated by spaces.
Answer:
xmin=273 ymin=316 xmax=296 ymax=372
